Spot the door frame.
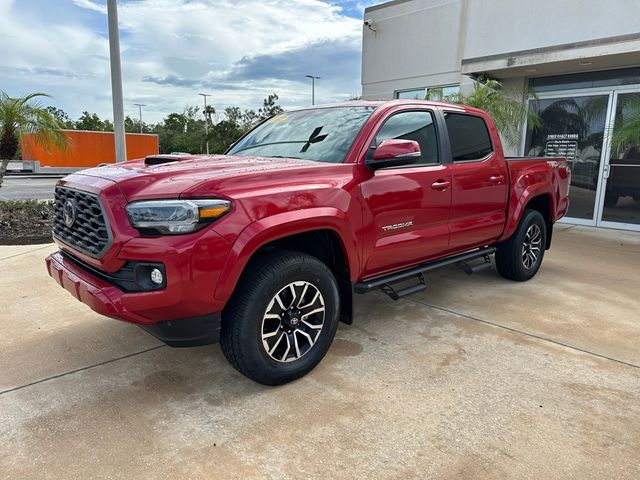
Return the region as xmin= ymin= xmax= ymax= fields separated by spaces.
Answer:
xmin=594 ymin=87 xmax=640 ymax=232
xmin=523 ymin=83 xmax=640 ymax=231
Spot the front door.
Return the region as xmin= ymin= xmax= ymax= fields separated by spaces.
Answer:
xmin=360 ymin=109 xmax=452 ymax=277
xmin=597 ymin=90 xmax=640 ymax=230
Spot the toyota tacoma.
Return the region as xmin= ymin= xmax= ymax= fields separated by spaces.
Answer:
xmin=46 ymin=100 xmax=570 ymax=385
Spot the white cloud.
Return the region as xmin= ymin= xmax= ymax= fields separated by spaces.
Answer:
xmin=72 ymin=0 xmax=106 ymax=14
xmin=1 ymin=0 xmax=365 ymax=123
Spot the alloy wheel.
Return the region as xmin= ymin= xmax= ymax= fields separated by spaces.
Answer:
xmin=521 ymin=224 xmax=542 ymax=269
xmin=261 ymin=281 xmax=325 ymax=362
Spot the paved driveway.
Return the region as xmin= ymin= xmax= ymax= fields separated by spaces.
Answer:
xmin=1 ymin=225 xmax=639 ymax=479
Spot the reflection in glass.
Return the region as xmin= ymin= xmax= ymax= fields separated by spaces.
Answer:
xmin=525 ymin=95 xmax=608 ymax=220
xmin=602 ymin=92 xmax=640 ymax=225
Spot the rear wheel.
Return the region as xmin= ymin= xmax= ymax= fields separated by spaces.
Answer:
xmin=495 ymin=209 xmax=546 ymax=281
xmin=220 ymin=250 xmax=340 ymax=385
xmin=604 ymin=191 xmax=620 ymax=207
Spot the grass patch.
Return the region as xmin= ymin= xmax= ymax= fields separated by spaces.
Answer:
xmin=0 ymin=200 xmax=54 ymax=245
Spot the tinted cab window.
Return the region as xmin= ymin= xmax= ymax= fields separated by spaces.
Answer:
xmin=444 ymin=113 xmax=492 ymax=161
xmin=374 ymin=111 xmax=439 ymax=165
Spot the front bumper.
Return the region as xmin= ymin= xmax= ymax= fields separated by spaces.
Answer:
xmin=46 ymin=251 xmax=223 ymax=345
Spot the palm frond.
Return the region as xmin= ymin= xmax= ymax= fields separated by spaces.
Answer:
xmin=449 ymin=79 xmax=541 ymax=148
xmin=0 ymin=91 xmax=70 ymax=159
xmin=610 ymin=95 xmax=640 ymax=156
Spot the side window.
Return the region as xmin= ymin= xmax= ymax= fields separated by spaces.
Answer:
xmin=444 ymin=112 xmax=493 ymax=161
xmin=374 ymin=111 xmax=439 ymax=165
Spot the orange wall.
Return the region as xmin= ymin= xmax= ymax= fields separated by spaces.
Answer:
xmin=21 ymin=130 xmax=159 ymax=168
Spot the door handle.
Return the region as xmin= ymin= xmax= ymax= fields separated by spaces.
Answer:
xmin=431 ymin=180 xmax=450 ymax=190
xmin=490 ymin=175 xmax=505 ymax=184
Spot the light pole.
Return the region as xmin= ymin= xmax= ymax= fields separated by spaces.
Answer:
xmin=107 ymin=0 xmax=126 ymax=163
xmin=199 ymin=93 xmax=212 ymax=155
xmin=305 ymin=75 xmax=320 ymax=105
xmin=133 ymin=103 xmax=145 ymax=133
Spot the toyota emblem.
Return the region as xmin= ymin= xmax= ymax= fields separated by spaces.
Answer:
xmin=63 ymin=199 xmax=77 ymax=227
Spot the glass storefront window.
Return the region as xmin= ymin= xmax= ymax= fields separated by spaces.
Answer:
xmin=395 ymin=85 xmax=459 ymax=100
xmin=601 ymin=91 xmax=640 ymax=225
xmin=525 ymin=95 xmax=609 ymax=220
xmin=396 ymin=88 xmax=427 ymax=99
xmin=426 ymin=85 xmax=459 ymax=100
xmin=530 ymin=67 xmax=640 ymax=93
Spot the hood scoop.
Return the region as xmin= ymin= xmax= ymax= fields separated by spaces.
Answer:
xmin=145 ymin=154 xmax=192 ymax=166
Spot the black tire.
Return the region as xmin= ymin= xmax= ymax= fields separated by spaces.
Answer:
xmin=220 ymin=250 xmax=340 ymax=385
xmin=495 ymin=210 xmax=547 ymax=282
xmin=604 ymin=191 xmax=619 ymax=208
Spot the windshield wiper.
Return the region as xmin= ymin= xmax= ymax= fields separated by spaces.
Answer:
xmin=232 ymin=141 xmax=306 ymax=154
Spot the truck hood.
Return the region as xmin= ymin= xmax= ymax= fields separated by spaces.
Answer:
xmin=76 ymin=154 xmax=328 ymax=200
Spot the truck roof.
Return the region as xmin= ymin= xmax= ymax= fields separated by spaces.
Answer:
xmin=289 ymin=99 xmax=481 ymax=115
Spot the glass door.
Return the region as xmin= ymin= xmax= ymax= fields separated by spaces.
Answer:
xmin=525 ymin=91 xmax=613 ymax=225
xmin=596 ymin=90 xmax=640 ymax=230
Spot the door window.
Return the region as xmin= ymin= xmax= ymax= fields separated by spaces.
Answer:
xmin=602 ymin=92 xmax=640 ymax=225
xmin=374 ymin=111 xmax=439 ymax=165
xmin=444 ymin=113 xmax=493 ymax=161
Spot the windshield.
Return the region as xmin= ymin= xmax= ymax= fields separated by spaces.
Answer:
xmin=227 ymin=107 xmax=375 ymax=163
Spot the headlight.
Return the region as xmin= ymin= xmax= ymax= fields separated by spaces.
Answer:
xmin=126 ymin=199 xmax=231 ymax=234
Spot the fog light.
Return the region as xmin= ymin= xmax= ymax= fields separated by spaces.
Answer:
xmin=150 ymin=268 xmax=164 ymax=285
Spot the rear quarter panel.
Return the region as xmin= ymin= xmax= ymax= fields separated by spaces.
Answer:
xmin=499 ymin=157 xmax=570 ymax=241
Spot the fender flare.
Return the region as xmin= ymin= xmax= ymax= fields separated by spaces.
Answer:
xmin=213 ymin=207 xmax=359 ymax=304
xmin=499 ymin=185 xmax=556 ymax=242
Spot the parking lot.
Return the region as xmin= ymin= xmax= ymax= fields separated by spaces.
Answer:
xmin=1 ymin=224 xmax=639 ymax=479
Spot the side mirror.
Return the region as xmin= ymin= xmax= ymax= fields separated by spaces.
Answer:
xmin=366 ymin=139 xmax=421 ymax=169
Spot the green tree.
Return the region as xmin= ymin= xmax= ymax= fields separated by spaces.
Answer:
xmin=152 ymin=106 xmax=206 ymax=154
xmin=124 ymin=115 xmax=151 ymax=134
xmin=45 ymin=106 xmax=75 ymax=128
xmin=75 ymin=111 xmax=113 ymax=131
xmin=257 ymin=93 xmax=284 ymax=121
xmin=0 ymin=91 xmax=69 ymax=188
xmin=448 ymin=78 xmax=541 ymax=148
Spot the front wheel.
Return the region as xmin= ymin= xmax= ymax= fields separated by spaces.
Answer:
xmin=495 ymin=209 xmax=547 ymax=281
xmin=220 ymin=250 xmax=340 ymax=385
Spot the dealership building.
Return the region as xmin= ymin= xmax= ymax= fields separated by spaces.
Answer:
xmin=361 ymin=0 xmax=640 ymax=231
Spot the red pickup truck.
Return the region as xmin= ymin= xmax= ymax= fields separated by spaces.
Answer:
xmin=46 ymin=100 xmax=570 ymax=385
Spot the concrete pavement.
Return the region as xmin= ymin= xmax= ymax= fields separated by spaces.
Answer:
xmin=1 ymin=225 xmax=639 ymax=479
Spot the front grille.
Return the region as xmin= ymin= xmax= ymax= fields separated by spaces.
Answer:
xmin=53 ymin=187 xmax=111 ymax=258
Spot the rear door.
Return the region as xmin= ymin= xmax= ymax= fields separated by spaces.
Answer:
xmin=443 ymin=110 xmax=509 ymax=252
xmin=359 ymin=108 xmax=452 ymax=277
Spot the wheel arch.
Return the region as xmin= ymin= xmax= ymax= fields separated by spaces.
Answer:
xmin=500 ymin=189 xmax=555 ymax=249
xmin=214 ymin=210 xmax=357 ymax=324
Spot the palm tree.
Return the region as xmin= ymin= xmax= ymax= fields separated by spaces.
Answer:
xmin=447 ymin=78 xmax=541 ymax=149
xmin=0 ymin=92 xmax=69 ymax=188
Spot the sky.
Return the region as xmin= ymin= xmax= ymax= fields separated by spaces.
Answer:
xmin=0 ymin=0 xmax=379 ymax=124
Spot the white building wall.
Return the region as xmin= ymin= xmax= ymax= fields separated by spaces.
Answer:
xmin=362 ymin=0 xmax=640 ymax=100
xmin=463 ymin=0 xmax=640 ymax=60
xmin=361 ymin=0 xmax=465 ymax=99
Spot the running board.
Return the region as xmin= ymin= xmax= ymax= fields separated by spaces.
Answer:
xmin=457 ymin=253 xmax=493 ymax=275
xmin=354 ymin=247 xmax=496 ymax=300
